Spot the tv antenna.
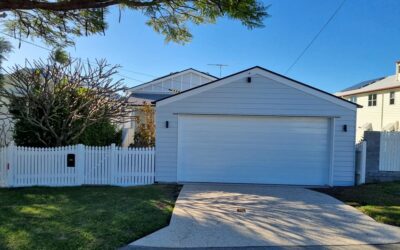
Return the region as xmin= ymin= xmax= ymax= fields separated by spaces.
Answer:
xmin=208 ymin=64 xmax=228 ymax=77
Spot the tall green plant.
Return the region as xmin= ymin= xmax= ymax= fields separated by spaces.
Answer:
xmin=78 ymin=119 xmax=122 ymax=146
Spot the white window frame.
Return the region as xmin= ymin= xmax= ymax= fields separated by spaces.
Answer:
xmin=389 ymin=92 xmax=395 ymax=105
xmin=368 ymin=94 xmax=377 ymax=106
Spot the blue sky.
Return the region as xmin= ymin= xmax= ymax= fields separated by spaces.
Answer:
xmin=3 ymin=0 xmax=400 ymax=93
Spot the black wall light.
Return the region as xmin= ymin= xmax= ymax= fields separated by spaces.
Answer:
xmin=247 ymin=77 xmax=252 ymax=83
xmin=343 ymin=124 xmax=347 ymax=132
xmin=165 ymin=121 xmax=169 ymax=128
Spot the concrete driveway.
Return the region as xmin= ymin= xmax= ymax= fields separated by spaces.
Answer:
xmin=128 ymin=184 xmax=400 ymax=248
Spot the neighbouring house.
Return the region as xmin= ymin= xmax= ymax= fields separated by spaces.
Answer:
xmin=154 ymin=66 xmax=359 ymax=186
xmin=335 ymin=61 xmax=400 ymax=141
xmin=121 ymin=68 xmax=218 ymax=146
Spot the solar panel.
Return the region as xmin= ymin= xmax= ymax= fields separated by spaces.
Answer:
xmin=340 ymin=76 xmax=386 ymax=92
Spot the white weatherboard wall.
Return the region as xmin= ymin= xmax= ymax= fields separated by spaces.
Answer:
xmin=156 ymin=70 xmax=357 ymax=186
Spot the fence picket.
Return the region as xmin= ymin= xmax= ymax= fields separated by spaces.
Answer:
xmin=0 ymin=148 xmax=4 ymax=187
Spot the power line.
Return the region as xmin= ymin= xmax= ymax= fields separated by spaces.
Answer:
xmin=285 ymin=0 xmax=347 ymax=74
xmin=115 ymin=73 xmax=144 ymax=83
xmin=0 ymin=33 xmax=184 ymax=93
xmin=0 ymin=31 xmax=149 ymax=83
xmin=0 ymin=33 xmax=186 ymax=94
xmin=1 ymin=31 xmax=52 ymax=52
xmin=119 ymin=68 xmax=156 ymax=78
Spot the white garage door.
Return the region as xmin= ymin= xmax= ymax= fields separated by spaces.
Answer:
xmin=178 ymin=115 xmax=331 ymax=185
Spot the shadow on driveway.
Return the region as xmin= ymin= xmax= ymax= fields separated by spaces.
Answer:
xmin=126 ymin=184 xmax=400 ymax=249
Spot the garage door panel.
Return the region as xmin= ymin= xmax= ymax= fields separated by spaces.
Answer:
xmin=181 ymin=134 xmax=329 ymax=143
xmin=178 ymin=115 xmax=330 ymax=185
xmin=182 ymin=152 xmax=327 ymax=163
xmin=183 ymin=142 xmax=329 ymax=150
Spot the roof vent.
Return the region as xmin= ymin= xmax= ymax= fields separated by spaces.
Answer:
xmin=396 ymin=61 xmax=400 ymax=81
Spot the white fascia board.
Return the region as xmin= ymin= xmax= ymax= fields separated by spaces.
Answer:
xmin=335 ymin=89 xmax=362 ymax=97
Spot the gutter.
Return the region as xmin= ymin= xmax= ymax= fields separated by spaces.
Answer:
xmin=339 ymin=85 xmax=400 ymax=97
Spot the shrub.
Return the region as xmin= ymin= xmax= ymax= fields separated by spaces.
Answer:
xmin=131 ymin=104 xmax=155 ymax=147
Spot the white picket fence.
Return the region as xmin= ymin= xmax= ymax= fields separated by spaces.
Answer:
xmin=0 ymin=144 xmax=155 ymax=187
xmin=379 ymin=132 xmax=400 ymax=171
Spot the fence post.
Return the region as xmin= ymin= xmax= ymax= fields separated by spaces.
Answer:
xmin=76 ymin=144 xmax=85 ymax=185
xmin=110 ymin=144 xmax=116 ymax=185
xmin=152 ymin=147 xmax=155 ymax=184
xmin=6 ymin=143 xmax=15 ymax=187
xmin=355 ymin=141 xmax=367 ymax=185
xmin=359 ymin=141 xmax=367 ymax=185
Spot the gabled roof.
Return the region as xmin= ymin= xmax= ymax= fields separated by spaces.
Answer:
xmin=154 ymin=66 xmax=361 ymax=109
xmin=336 ymin=75 xmax=400 ymax=97
xmin=128 ymin=92 xmax=173 ymax=105
xmin=127 ymin=68 xmax=218 ymax=92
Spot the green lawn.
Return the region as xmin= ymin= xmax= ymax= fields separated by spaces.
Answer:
xmin=0 ymin=184 xmax=181 ymax=250
xmin=314 ymin=181 xmax=400 ymax=227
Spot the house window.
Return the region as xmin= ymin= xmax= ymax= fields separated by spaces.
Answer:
xmin=368 ymin=94 xmax=377 ymax=106
xmin=348 ymin=96 xmax=357 ymax=103
xmin=390 ymin=92 xmax=395 ymax=105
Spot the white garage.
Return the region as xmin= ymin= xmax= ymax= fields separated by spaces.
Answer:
xmin=177 ymin=115 xmax=330 ymax=185
xmin=155 ymin=67 xmax=359 ymax=186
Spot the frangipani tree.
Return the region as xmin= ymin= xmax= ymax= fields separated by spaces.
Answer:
xmin=0 ymin=58 xmax=131 ymax=146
